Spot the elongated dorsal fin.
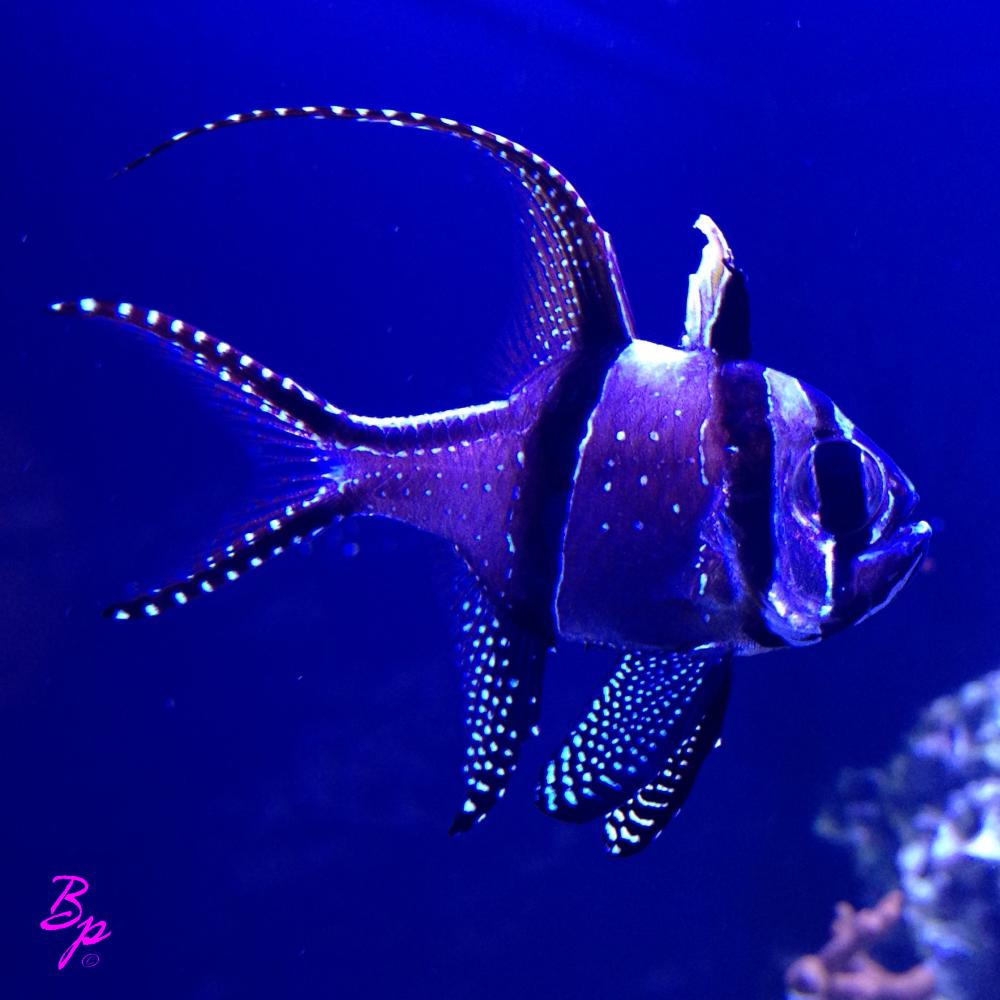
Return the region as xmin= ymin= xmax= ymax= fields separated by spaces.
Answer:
xmin=682 ymin=215 xmax=751 ymax=360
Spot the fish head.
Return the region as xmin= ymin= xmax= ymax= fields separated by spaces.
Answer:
xmin=760 ymin=370 xmax=931 ymax=644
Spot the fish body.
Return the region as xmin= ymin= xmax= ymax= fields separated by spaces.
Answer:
xmin=557 ymin=342 xmax=927 ymax=654
xmin=53 ymin=106 xmax=930 ymax=854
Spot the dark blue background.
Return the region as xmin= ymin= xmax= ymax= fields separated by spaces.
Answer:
xmin=4 ymin=3 xmax=998 ymax=997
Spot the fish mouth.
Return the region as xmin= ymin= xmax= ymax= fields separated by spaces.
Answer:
xmin=874 ymin=474 xmax=929 ymax=569
xmin=902 ymin=517 xmax=933 ymax=549
xmin=865 ymin=517 xmax=932 ymax=577
xmin=894 ymin=517 xmax=933 ymax=581
xmin=850 ymin=518 xmax=931 ymax=625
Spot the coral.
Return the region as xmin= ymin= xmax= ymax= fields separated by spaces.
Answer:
xmin=818 ymin=670 xmax=1000 ymax=1000
xmin=785 ymin=890 xmax=937 ymax=999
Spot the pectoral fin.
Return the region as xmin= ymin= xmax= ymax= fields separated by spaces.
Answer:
xmin=536 ymin=647 xmax=731 ymax=850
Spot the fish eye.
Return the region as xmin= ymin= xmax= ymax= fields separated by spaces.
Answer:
xmin=793 ymin=439 xmax=887 ymax=536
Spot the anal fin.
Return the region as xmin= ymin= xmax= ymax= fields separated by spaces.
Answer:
xmin=449 ymin=580 xmax=547 ymax=834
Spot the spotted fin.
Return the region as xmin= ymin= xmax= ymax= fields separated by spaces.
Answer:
xmin=50 ymin=297 xmax=356 ymax=618
xmin=681 ymin=215 xmax=750 ymax=360
xmin=602 ymin=667 xmax=731 ymax=856
xmin=449 ymin=580 xmax=547 ymax=834
xmin=119 ymin=105 xmax=635 ymax=375
xmin=536 ymin=648 xmax=731 ymax=832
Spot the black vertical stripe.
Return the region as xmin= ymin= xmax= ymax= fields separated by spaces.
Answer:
xmin=815 ymin=440 xmax=867 ymax=535
xmin=709 ymin=267 xmax=752 ymax=361
xmin=805 ymin=393 xmax=873 ymax=636
xmin=716 ymin=362 xmax=785 ymax=648
xmin=822 ymin=518 xmax=873 ymax=637
xmin=515 ymin=344 xmax=627 ymax=638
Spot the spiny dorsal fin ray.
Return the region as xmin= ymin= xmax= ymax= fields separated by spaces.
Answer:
xmin=536 ymin=648 xmax=731 ymax=824
xmin=119 ymin=105 xmax=634 ymax=363
xmin=682 ymin=215 xmax=750 ymax=360
xmin=449 ymin=579 xmax=547 ymax=833
xmin=603 ymin=660 xmax=731 ymax=856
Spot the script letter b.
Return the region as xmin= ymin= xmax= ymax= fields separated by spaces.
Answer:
xmin=40 ymin=875 xmax=90 ymax=932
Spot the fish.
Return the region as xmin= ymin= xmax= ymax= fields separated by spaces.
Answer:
xmin=52 ymin=106 xmax=932 ymax=856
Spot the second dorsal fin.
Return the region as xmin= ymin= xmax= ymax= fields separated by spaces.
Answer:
xmin=119 ymin=105 xmax=636 ymax=389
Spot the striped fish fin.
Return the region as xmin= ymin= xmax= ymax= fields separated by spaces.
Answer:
xmin=119 ymin=105 xmax=634 ymax=367
xmin=105 ymin=494 xmax=339 ymax=620
xmin=682 ymin=215 xmax=750 ymax=360
xmin=449 ymin=580 xmax=547 ymax=833
xmin=50 ymin=297 xmax=355 ymax=618
xmin=536 ymin=648 xmax=730 ymax=829
xmin=603 ymin=666 xmax=731 ymax=857
xmin=50 ymin=297 xmax=356 ymax=440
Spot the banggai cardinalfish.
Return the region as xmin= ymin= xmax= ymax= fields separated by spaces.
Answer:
xmin=53 ymin=106 xmax=931 ymax=856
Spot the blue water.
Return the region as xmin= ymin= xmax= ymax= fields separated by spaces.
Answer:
xmin=5 ymin=3 xmax=998 ymax=997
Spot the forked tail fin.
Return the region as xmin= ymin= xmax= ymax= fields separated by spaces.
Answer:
xmin=51 ymin=297 xmax=366 ymax=619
